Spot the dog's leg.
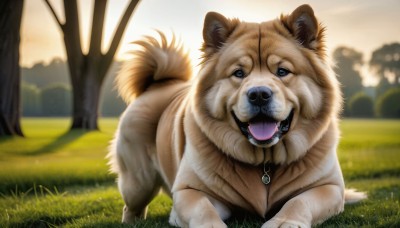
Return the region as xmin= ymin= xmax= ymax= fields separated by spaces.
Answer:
xmin=262 ymin=184 xmax=344 ymax=228
xmin=113 ymin=120 xmax=162 ymax=223
xmin=119 ymin=167 xmax=161 ymax=223
xmin=171 ymin=189 xmax=229 ymax=228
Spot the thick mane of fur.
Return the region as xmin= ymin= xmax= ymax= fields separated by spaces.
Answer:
xmin=116 ymin=32 xmax=192 ymax=103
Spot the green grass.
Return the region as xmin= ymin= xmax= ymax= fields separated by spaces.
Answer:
xmin=339 ymin=119 xmax=400 ymax=181
xmin=0 ymin=118 xmax=116 ymax=195
xmin=0 ymin=118 xmax=399 ymax=227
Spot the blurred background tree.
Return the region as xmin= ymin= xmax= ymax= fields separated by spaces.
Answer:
xmin=375 ymin=88 xmax=400 ymax=118
xmin=333 ymin=46 xmax=364 ymax=116
xmin=370 ymin=43 xmax=400 ymax=87
xmin=370 ymin=43 xmax=400 ymax=118
xmin=21 ymin=58 xmax=69 ymax=88
xmin=41 ymin=84 xmax=72 ymax=116
xmin=375 ymin=77 xmax=393 ymax=98
xmin=348 ymin=92 xmax=374 ymax=118
xmin=21 ymin=82 xmax=41 ymax=116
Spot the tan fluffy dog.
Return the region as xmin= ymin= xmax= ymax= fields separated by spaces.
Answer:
xmin=108 ymin=4 xmax=365 ymax=227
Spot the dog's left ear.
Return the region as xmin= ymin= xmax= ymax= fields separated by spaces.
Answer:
xmin=282 ymin=4 xmax=321 ymax=50
xmin=202 ymin=12 xmax=238 ymax=57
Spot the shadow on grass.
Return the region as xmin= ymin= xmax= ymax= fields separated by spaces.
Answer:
xmin=0 ymin=135 xmax=19 ymax=143
xmin=87 ymin=216 xmax=173 ymax=228
xmin=8 ymin=215 xmax=80 ymax=228
xmin=24 ymin=130 xmax=87 ymax=156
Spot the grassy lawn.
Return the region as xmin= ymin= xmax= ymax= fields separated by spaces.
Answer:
xmin=0 ymin=118 xmax=399 ymax=227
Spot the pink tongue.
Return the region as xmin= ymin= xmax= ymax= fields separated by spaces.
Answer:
xmin=248 ymin=122 xmax=277 ymax=141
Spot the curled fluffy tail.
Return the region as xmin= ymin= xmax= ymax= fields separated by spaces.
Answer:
xmin=345 ymin=189 xmax=367 ymax=204
xmin=116 ymin=31 xmax=192 ymax=103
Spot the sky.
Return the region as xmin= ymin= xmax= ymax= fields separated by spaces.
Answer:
xmin=21 ymin=0 xmax=400 ymax=86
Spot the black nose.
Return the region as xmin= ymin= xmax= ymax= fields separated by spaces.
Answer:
xmin=247 ymin=86 xmax=273 ymax=106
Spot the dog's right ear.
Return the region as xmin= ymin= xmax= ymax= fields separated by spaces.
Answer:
xmin=202 ymin=12 xmax=237 ymax=56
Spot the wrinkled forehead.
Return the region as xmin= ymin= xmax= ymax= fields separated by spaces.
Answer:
xmin=218 ymin=22 xmax=259 ymax=67
xmin=219 ymin=21 xmax=305 ymax=69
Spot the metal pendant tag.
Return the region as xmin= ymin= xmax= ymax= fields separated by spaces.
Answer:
xmin=262 ymin=162 xmax=271 ymax=185
xmin=261 ymin=173 xmax=270 ymax=185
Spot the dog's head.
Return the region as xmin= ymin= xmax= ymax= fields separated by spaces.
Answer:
xmin=192 ymin=5 xmax=341 ymax=165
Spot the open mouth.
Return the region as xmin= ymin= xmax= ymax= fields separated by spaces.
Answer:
xmin=232 ymin=109 xmax=294 ymax=146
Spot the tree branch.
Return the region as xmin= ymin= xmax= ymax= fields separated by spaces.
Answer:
xmin=63 ymin=0 xmax=83 ymax=81
xmin=43 ymin=0 xmax=64 ymax=30
xmin=88 ymin=0 xmax=107 ymax=57
xmin=101 ymin=0 xmax=140 ymax=76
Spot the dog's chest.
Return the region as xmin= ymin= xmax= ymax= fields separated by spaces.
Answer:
xmin=207 ymin=160 xmax=272 ymax=217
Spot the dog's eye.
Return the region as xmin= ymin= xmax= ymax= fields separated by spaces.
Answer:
xmin=276 ymin=67 xmax=291 ymax=77
xmin=232 ymin=69 xmax=245 ymax=78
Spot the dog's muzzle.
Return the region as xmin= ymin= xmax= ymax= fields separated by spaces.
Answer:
xmin=232 ymin=109 xmax=294 ymax=147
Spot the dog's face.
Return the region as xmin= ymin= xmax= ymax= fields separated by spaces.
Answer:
xmin=192 ymin=5 xmax=341 ymax=165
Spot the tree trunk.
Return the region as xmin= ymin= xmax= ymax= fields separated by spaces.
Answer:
xmin=0 ymin=0 xmax=24 ymax=137
xmin=70 ymin=58 xmax=104 ymax=130
xmin=69 ymin=0 xmax=106 ymax=130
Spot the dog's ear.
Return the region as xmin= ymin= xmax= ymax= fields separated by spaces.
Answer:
xmin=202 ymin=12 xmax=237 ymax=56
xmin=282 ymin=4 xmax=321 ymax=50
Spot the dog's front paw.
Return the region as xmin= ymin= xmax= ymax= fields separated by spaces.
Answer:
xmin=169 ymin=207 xmax=227 ymax=228
xmin=261 ymin=218 xmax=308 ymax=228
xmin=195 ymin=221 xmax=227 ymax=228
xmin=169 ymin=208 xmax=182 ymax=227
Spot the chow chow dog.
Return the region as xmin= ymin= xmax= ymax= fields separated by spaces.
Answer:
xmin=108 ymin=4 xmax=366 ymax=227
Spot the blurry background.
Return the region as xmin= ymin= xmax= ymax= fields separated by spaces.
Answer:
xmin=20 ymin=0 xmax=400 ymax=118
